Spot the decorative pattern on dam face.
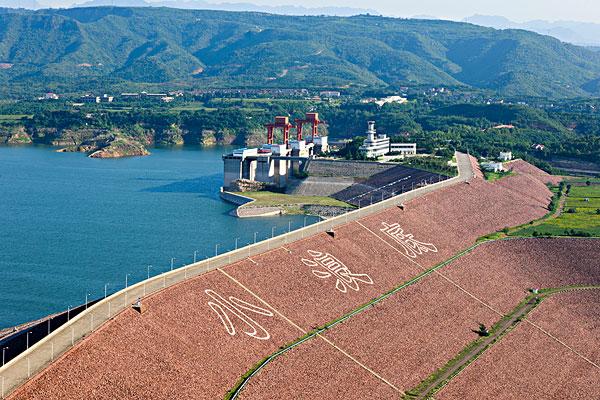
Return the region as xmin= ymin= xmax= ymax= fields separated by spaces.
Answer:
xmin=205 ymin=289 xmax=274 ymax=340
xmin=301 ymin=250 xmax=374 ymax=293
xmin=380 ymin=222 xmax=438 ymax=258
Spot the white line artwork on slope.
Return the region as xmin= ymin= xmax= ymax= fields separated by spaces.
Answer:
xmin=380 ymin=222 xmax=438 ymax=258
xmin=301 ymin=250 xmax=374 ymax=293
xmin=205 ymin=289 xmax=274 ymax=340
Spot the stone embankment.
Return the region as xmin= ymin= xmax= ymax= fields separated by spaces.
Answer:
xmin=306 ymin=159 xmax=395 ymax=178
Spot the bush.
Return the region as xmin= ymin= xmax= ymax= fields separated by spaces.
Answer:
xmin=566 ymin=208 xmax=577 ymax=214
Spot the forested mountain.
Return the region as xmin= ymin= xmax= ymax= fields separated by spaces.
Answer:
xmin=1 ymin=7 xmax=600 ymax=98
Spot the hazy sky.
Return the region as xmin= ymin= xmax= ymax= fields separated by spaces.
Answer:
xmin=231 ymin=0 xmax=600 ymax=23
xmin=36 ymin=0 xmax=600 ymax=23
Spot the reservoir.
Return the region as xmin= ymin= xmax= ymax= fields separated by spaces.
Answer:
xmin=0 ymin=145 xmax=319 ymax=329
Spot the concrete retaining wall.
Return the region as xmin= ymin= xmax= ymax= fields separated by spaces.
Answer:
xmin=0 ymin=152 xmax=473 ymax=399
xmin=307 ymin=159 xmax=395 ymax=178
xmin=219 ymin=190 xmax=255 ymax=206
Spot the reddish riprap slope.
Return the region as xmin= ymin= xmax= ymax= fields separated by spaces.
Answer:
xmin=506 ymin=159 xmax=562 ymax=185
xmin=321 ymin=274 xmax=499 ymax=390
xmin=238 ymin=338 xmax=399 ymax=399
xmin=442 ymin=238 xmax=600 ymax=313
xmin=9 ymin=271 xmax=301 ymax=400
xmin=360 ymin=175 xmax=552 ymax=269
xmin=7 ymin=160 xmax=565 ymax=400
xmin=469 ymin=155 xmax=484 ymax=179
xmin=528 ymin=290 xmax=600 ymax=364
xmin=223 ymin=223 xmax=423 ymax=331
xmin=438 ymin=323 xmax=600 ymax=400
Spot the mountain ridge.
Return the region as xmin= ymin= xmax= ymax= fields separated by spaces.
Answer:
xmin=1 ymin=7 xmax=600 ymax=98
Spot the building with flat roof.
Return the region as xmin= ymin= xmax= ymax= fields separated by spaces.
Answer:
xmin=481 ymin=162 xmax=505 ymax=173
xmin=359 ymin=121 xmax=390 ymax=158
xmin=390 ymin=143 xmax=417 ymax=156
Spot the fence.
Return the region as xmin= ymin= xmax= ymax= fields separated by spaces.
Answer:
xmin=0 ymin=153 xmax=472 ymax=399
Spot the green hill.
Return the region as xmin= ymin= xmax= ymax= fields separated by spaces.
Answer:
xmin=1 ymin=7 xmax=600 ymax=97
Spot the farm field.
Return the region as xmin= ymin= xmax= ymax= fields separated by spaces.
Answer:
xmin=437 ymin=322 xmax=600 ymax=400
xmin=0 ymin=114 xmax=30 ymax=121
xmin=513 ymin=183 xmax=600 ymax=237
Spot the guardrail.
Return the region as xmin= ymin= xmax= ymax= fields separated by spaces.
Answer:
xmin=0 ymin=153 xmax=471 ymax=399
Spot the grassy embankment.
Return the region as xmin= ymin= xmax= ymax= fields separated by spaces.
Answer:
xmin=234 ymin=191 xmax=353 ymax=214
xmin=483 ymin=170 xmax=515 ymax=182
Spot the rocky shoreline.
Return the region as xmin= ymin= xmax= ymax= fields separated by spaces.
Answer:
xmin=56 ymin=133 xmax=150 ymax=159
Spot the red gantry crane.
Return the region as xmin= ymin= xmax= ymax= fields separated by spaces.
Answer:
xmin=265 ymin=116 xmax=293 ymax=145
xmin=294 ymin=112 xmax=324 ymax=142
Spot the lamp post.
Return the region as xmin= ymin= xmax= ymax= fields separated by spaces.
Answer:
xmin=26 ymin=332 xmax=32 ymax=350
xmin=235 ymin=237 xmax=240 ymax=250
xmin=254 ymin=232 xmax=258 ymax=244
xmin=147 ymin=265 xmax=153 ymax=280
xmin=271 ymin=226 xmax=276 ymax=238
xmin=288 ymin=220 xmax=292 ymax=233
xmin=303 ymin=216 xmax=308 ymax=227
xmin=85 ymin=293 xmax=91 ymax=310
xmin=193 ymin=250 xmax=198 ymax=263
xmin=67 ymin=305 xmax=72 ymax=321
xmin=170 ymin=258 xmax=175 ymax=271
xmin=2 ymin=346 xmax=9 ymax=367
xmin=125 ymin=273 xmax=131 ymax=289
xmin=104 ymin=283 xmax=109 ymax=299
xmin=215 ymin=244 xmax=219 ymax=257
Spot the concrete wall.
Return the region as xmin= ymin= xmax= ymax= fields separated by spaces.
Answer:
xmin=223 ymin=157 xmax=243 ymax=188
xmin=0 ymin=152 xmax=474 ymax=399
xmin=219 ymin=191 xmax=255 ymax=206
xmin=307 ymin=159 xmax=395 ymax=178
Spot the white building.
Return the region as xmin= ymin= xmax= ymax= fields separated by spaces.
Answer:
xmin=313 ymin=136 xmax=329 ymax=153
xmin=499 ymin=151 xmax=513 ymax=161
xmin=359 ymin=121 xmax=390 ymax=158
xmin=320 ymin=91 xmax=341 ymax=98
xmin=390 ymin=143 xmax=417 ymax=156
xmin=481 ymin=162 xmax=505 ymax=173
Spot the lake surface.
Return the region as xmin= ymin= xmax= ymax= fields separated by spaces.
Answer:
xmin=0 ymin=145 xmax=319 ymax=329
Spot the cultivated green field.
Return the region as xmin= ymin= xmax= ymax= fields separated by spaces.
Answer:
xmin=513 ymin=184 xmax=600 ymax=237
xmin=0 ymin=114 xmax=31 ymax=121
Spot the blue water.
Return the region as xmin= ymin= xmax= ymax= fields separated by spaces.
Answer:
xmin=0 ymin=145 xmax=319 ymax=329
